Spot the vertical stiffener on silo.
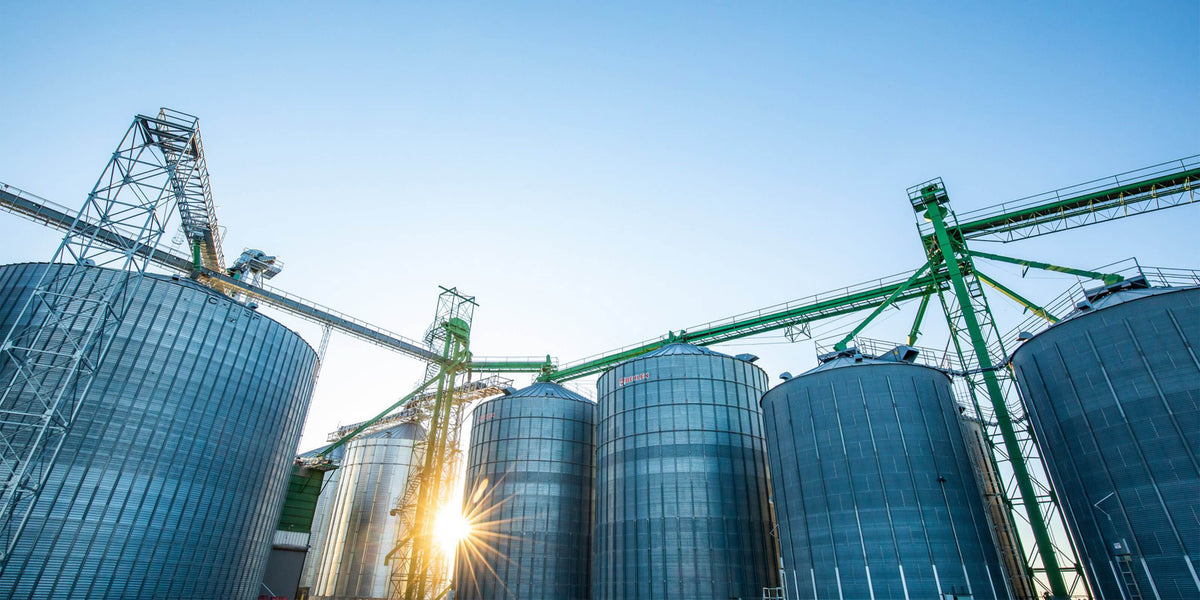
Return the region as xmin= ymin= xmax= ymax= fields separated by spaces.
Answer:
xmin=761 ymin=348 xmax=1006 ymax=600
xmin=593 ymin=343 xmax=778 ymax=600
xmin=1010 ymin=281 xmax=1200 ymax=600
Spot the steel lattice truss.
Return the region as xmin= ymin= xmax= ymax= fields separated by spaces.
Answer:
xmin=152 ymin=108 xmax=225 ymax=273
xmin=934 ymin=262 xmax=1083 ymax=599
xmin=0 ymin=107 xmax=1194 ymax=600
xmin=936 ymin=157 xmax=1199 ymax=243
xmin=0 ymin=182 xmax=442 ymax=363
xmin=387 ymin=287 xmax=477 ymax=600
xmin=0 ymin=109 xmax=207 ymax=563
xmin=911 ymin=179 xmax=1084 ymax=599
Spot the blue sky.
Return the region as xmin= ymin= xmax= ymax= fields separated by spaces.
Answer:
xmin=2 ymin=1 xmax=1197 ymax=451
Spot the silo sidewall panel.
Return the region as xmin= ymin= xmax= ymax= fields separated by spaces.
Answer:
xmin=761 ymin=361 xmax=1006 ymax=600
xmin=1011 ymin=287 xmax=1200 ymax=600
xmin=593 ymin=349 xmax=778 ymax=600
xmin=0 ymin=263 xmax=317 ymax=600
xmin=312 ymin=426 xmax=420 ymax=600
xmin=455 ymin=385 xmax=595 ymax=600
xmin=299 ymin=444 xmax=344 ymax=591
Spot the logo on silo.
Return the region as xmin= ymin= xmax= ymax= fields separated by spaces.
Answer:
xmin=618 ymin=372 xmax=650 ymax=386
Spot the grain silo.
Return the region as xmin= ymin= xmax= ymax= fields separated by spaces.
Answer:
xmin=1010 ymin=279 xmax=1200 ymax=600
xmin=593 ymin=343 xmax=778 ymax=600
xmin=760 ymin=347 xmax=1006 ymax=600
xmin=454 ymin=382 xmax=595 ymax=600
xmin=0 ymin=262 xmax=317 ymax=600
xmin=297 ymin=442 xmax=346 ymax=598
xmin=308 ymin=421 xmax=424 ymax=600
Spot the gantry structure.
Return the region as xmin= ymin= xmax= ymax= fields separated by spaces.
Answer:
xmin=473 ymin=155 xmax=1199 ymax=600
xmin=1 ymin=108 xmax=1196 ymax=599
xmin=0 ymin=110 xmax=516 ymax=600
xmin=0 ymin=109 xmax=224 ymax=562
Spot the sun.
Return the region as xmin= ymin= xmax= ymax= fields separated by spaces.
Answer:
xmin=434 ymin=505 xmax=472 ymax=555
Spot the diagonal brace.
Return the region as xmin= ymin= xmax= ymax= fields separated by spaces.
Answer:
xmin=974 ymin=270 xmax=1059 ymax=323
xmin=906 ymin=287 xmax=935 ymax=346
xmin=834 ymin=261 xmax=933 ymax=351
xmin=318 ymin=368 xmax=447 ymax=457
xmin=969 ymin=250 xmax=1123 ymax=285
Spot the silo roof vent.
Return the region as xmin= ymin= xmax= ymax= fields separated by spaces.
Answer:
xmin=879 ymin=345 xmax=920 ymax=363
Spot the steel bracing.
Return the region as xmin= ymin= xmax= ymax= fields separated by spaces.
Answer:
xmin=0 ymin=109 xmax=209 ymax=564
xmin=153 ymin=108 xmax=225 ymax=274
xmin=530 ymin=268 xmax=948 ymax=382
xmin=944 ymin=156 xmax=1198 ymax=243
xmin=324 ymin=375 xmax=513 ymax=444
xmin=473 ymin=157 xmax=1197 ymax=600
xmin=0 ymin=183 xmax=442 ymax=364
xmin=386 ymin=287 xmax=476 ymax=600
xmin=914 ymin=179 xmax=1082 ymax=599
xmin=1 ymin=111 xmax=1195 ymax=600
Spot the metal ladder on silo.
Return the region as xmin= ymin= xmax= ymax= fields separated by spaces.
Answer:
xmin=1116 ymin=556 xmax=1144 ymax=600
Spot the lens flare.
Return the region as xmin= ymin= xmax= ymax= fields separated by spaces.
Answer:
xmin=452 ymin=476 xmax=528 ymax=598
xmin=434 ymin=505 xmax=471 ymax=555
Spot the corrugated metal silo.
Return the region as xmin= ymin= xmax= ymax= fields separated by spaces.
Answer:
xmin=0 ymin=262 xmax=317 ymax=600
xmin=297 ymin=443 xmax=346 ymax=597
xmin=594 ymin=343 xmax=778 ymax=600
xmin=454 ymin=382 xmax=595 ymax=600
xmin=309 ymin=421 xmax=424 ymax=600
xmin=760 ymin=348 xmax=1006 ymax=600
xmin=1010 ymin=281 xmax=1200 ymax=600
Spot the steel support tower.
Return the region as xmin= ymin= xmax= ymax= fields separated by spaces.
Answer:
xmin=1 ymin=114 xmax=1195 ymax=599
xmin=387 ymin=287 xmax=476 ymax=600
xmin=499 ymin=156 xmax=1198 ymax=599
xmin=912 ymin=180 xmax=1079 ymax=599
xmin=0 ymin=109 xmax=213 ymax=564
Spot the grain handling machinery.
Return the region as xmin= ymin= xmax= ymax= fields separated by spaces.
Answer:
xmin=0 ymin=109 xmax=545 ymax=600
xmin=468 ymin=155 xmax=1199 ymax=600
xmin=1 ymin=108 xmax=1196 ymax=599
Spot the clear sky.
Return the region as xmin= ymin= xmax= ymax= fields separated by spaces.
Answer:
xmin=1 ymin=1 xmax=1197 ymax=452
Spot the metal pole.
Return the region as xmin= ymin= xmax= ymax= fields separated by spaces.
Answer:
xmin=968 ymin=250 xmax=1123 ymax=285
xmin=974 ymin=270 xmax=1059 ymax=323
xmin=833 ymin=261 xmax=933 ymax=351
xmin=907 ymin=289 xmax=934 ymax=346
